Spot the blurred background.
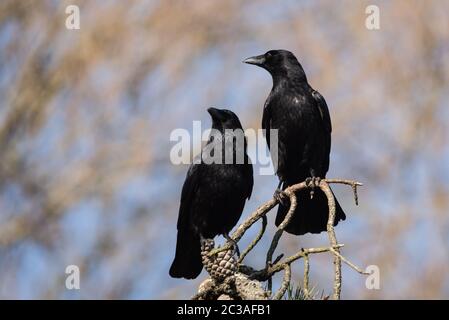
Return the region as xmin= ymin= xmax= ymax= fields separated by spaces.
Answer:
xmin=0 ymin=0 xmax=448 ymax=299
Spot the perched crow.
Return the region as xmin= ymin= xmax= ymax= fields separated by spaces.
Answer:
xmin=169 ymin=108 xmax=253 ymax=279
xmin=244 ymin=49 xmax=345 ymax=235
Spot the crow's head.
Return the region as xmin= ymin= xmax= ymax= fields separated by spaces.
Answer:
xmin=243 ymin=49 xmax=306 ymax=81
xmin=207 ymin=107 xmax=243 ymax=131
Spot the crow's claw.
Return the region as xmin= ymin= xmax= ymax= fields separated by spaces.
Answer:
xmin=274 ymin=189 xmax=289 ymax=206
xmin=305 ymin=177 xmax=321 ymax=187
xmin=306 ymin=177 xmax=321 ymax=199
xmin=305 ymin=177 xmax=313 ymax=187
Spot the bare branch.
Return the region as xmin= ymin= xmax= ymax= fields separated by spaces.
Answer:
xmin=272 ymin=264 xmax=291 ymax=300
xmin=208 ymin=199 xmax=277 ymax=257
xmin=210 ymin=178 xmax=360 ymax=258
xmin=324 ymin=179 xmax=362 ymax=205
xmin=196 ymin=178 xmax=368 ymax=300
xmin=319 ymin=180 xmax=341 ymax=300
xmin=303 ymin=253 xmax=310 ymax=299
xmin=265 ymin=191 xmax=297 ymax=292
xmin=266 ymin=191 xmax=298 ymax=267
xmin=249 ymin=244 xmax=344 ymax=280
xmin=330 ymin=248 xmax=370 ymax=275
xmin=238 ymin=215 xmax=267 ymax=264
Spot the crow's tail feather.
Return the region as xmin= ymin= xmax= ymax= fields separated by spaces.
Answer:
xmin=169 ymin=228 xmax=202 ymax=279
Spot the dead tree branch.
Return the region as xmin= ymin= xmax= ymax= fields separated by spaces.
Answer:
xmin=195 ymin=178 xmax=367 ymax=300
xmin=319 ymin=180 xmax=341 ymax=299
xmin=303 ymin=253 xmax=310 ymax=299
xmin=238 ymin=215 xmax=267 ymax=264
xmin=273 ymin=264 xmax=291 ymax=300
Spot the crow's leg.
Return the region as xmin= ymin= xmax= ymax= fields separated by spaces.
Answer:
xmin=199 ymin=234 xmax=214 ymax=248
xmin=224 ymin=233 xmax=240 ymax=258
xmin=273 ymin=180 xmax=289 ymax=205
xmin=306 ymin=170 xmax=321 ymax=199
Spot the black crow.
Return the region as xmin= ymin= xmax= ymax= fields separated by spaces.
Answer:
xmin=244 ymin=49 xmax=345 ymax=235
xmin=169 ymin=108 xmax=253 ymax=279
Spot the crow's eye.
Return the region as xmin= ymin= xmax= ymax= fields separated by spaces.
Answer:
xmin=266 ymin=51 xmax=279 ymax=59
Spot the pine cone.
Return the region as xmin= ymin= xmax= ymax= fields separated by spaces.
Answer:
xmin=201 ymin=239 xmax=238 ymax=282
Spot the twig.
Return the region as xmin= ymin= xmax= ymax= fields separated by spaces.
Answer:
xmin=270 ymin=244 xmax=344 ymax=275
xmin=266 ymin=191 xmax=298 ymax=265
xmin=272 ymin=254 xmax=284 ymax=265
xmin=319 ymin=180 xmax=341 ymax=300
xmin=272 ymin=264 xmax=291 ymax=300
xmin=330 ymin=248 xmax=370 ymax=275
xmin=303 ymin=253 xmax=310 ymax=299
xmin=208 ymin=199 xmax=277 ymax=257
xmin=238 ymin=215 xmax=267 ymax=264
xmin=232 ymin=199 xmax=277 ymax=242
xmin=324 ymin=179 xmax=362 ymax=205
xmin=249 ymin=244 xmax=344 ymax=281
xmin=265 ymin=191 xmax=297 ymax=292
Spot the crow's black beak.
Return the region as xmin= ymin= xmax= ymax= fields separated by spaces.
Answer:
xmin=243 ymin=54 xmax=265 ymax=66
xmin=207 ymin=107 xmax=225 ymax=121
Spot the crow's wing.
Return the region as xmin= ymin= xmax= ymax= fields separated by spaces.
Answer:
xmin=177 ymin=163 xmax=202 ymax=229
xmin=246 ymin=159 xmax=254 ymax=200
xmin=310 ymin=89 xmax=332 ymax=173
xmin=262 ymin=100 xmax=272 ymax=149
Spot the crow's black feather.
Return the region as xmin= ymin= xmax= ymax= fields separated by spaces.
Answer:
xmin=169 ymin=108 xmax=253 ymax=279
xmin=245 ymin=49 xmax=345 ymax=235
